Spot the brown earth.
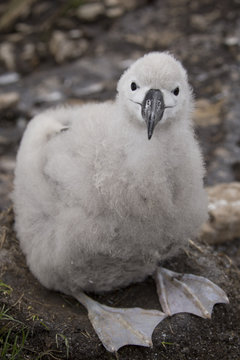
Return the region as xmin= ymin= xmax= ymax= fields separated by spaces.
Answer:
xmin=0 ymin=208 xmax=240 ymax=360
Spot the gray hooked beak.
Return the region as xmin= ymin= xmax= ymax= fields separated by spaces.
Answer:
xmin=141 ymin=89 xmax=165 ymax=140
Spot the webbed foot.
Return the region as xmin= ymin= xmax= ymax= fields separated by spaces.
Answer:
xmin=155 ymin=267 xmax=229 ymax=318
xmin=76 ymin=292 xmax=166 ymax=352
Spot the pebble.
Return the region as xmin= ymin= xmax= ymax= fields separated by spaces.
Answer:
xmin=21 ymin=43 xmax=36 ymax=62
xmin=193 ymin=98 xmax=223 ymax=127
xmin=0 ymin=92 xmax=19 ymax=111
xmin=77 ymin=2 xmax=105 ymax=21
xmin=0 ymin=42 xmax=15 ymax=71
xmin=0 ymin=157 xmax=16 ymax=171
xmin=0 ymin=72 xmax=20 ymax=85
xmin=15 ymin=23 xmax=33 ymax=34
xmin=191 ymin=11 xmax=220 ymax=31
xmin=69 ymin=29 xmax=84 ymax=39
xmin=106 ymin=6 xmax=124 ymax=18
xmin=49 ymin=31 xmax=88 ymax=63
xmin=120 ymin=0 xmax=140 ymax=11
xmin=224 ymin=36 xmax=239 ymax=47
xmin=35 ymin=91 xmax=64 ymax=104
xmin=72 ymin=83 xmax=105 ymax=97
xmin=104 ymin=0 xmax=119 ymax=6
xmin=200 ymin=183 xmax=240 ymax=244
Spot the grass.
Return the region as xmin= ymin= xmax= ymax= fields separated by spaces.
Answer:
xmin=0 ymin=327 xmax=29 ymax=360
xmin=0 ymin=281 xmax=71 ymax=359
xmin=0 ymin=281 xmax=12 ymax=296
xmin=0 ymin=281 xmax=32 ymax=360
xmin=56 ymin=333 xmax=70 ymax=359
xmin=0 ymin=303 xmax=29 ymax=360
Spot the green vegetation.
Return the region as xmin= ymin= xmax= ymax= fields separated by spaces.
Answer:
xmin=0 ymin=281 xmax=70 ymax=359
xmin=0 ymin=300 xmax=29 ymax=360
xmin=56 ymin=333 xmax=70 ymax=359
xmin=0 ymin=281 xmax=12 ymax=296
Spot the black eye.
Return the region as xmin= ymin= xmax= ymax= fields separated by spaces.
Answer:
xmin=173 ymin=87 xmax=179 ymax=96
xmin=131 ymin=82 xmax=137 ymax=91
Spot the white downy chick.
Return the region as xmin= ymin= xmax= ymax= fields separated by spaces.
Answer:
xmin=13 ymin=52 xmax=228 ymax=352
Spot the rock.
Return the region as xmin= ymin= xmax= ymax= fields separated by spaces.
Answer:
xmin=15 ymin=22 xmax=33 ymax=34
xmin=35 ymin=91 xmax=64 ymax=104
xmin=77 ymin=2 xmax=105 ymax=21
xmin=21 ymin=43 xmax=36 ymax=61
xmin=190 ymin=15 xmax=207 ymax=30
xmin=104 ymin=0 xmax=144 ymax=10
xmin=191 ymin=11 xmax=220 ymax=31
xmin=104 ymin=0 xmax=119 ymax=6
xmin=0 ymin=42 xmax=15 ymax=71
xmin=69 ymin=29 xmax=84 ymax=39
xmin=71 ymin=82 xmax=105 ymax=97
xmin=21 ymin=43 xmax=38 ymax=69
xmin=193 ymin=98 xmax=224 ymax=127
xmin=49 ymin=31 xmax=88 ymax=64
xmin=224 ymin=36 xmax=239 ymax=47
xmin=33 ymin=75 xmax=64 ymax=104
xmin=200 ymin=183 xmax=240 ymax=244
xmin=0 ymin=0 xmax=35 ymax=31
xmin=0 ymin=73 xmax=20 ymax=85
xmin=106 ymin=6 xmax=124 ymax=18
xmin=120 ymin=0 xmax=142 ymax=11
xmin=126 ymin=30 xmax=180 ymax=49
xmin=0 ymin=156 xmax=15 ymax=172
xmin=0 ymin=92 xmax=19 ymax=111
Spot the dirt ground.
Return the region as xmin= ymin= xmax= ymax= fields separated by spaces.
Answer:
xmin=0 ymin=0 xmax=240 ymax=359
xmin=0 ymin=208 xmax=240 ymax=360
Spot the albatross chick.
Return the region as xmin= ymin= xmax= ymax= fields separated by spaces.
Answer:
xmin=13 ymin=52 xmax=229 ymax=352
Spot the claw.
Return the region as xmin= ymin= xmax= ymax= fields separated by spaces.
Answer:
xmin=76 ymin=292 xmax=166 ymax=352
xmin=155 ymin=267 xmax=229 ymax=318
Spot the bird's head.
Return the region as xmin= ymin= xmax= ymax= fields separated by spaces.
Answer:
xmin=117 ymin=52 xmax=192 ymax=140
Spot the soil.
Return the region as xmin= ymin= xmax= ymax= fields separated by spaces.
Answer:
xmin=0 ymin=0 xmax=240 ymax=359
xmin=0 ymin=209 xmax=240 ymax=360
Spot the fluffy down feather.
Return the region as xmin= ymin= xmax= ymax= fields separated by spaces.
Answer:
xmin=13 ymin=52 xmax=208 ymax=295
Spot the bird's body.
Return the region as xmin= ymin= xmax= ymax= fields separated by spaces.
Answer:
xmin=14 ymin=64 xmax=206 ymax=294
xmin=13 ymin=53 xmax=227 ymax=352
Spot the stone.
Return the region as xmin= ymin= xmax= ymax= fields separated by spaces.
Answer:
xmin=104 ymin=0 xmax=119 ymax=6
xmin=77 ymin=2 xmax=105 ymax=21
xmin=0 ymin=72 xmax=20 ymax=85
xmin=126 ymin=30 xmax=181 ymax=49
xmin=21 ymin=43 xmax=37 ymax=64
xmin=200 ymin=183 xmax=240 ymax=244
xmin=35 ymin=91 xmax=64 ymax=104
xmin=49 ymin=31 xmax=88 ymax=63
xmin=106 ymin=6 xmax=124 ymax=18
xmin=190 ymin=15 xmax=207 ymax=31
xmin=0 ymin=42 xmax=15 ymax=71
xmin=69 ymin=29 xmax=84 ymax=39
xmin=191 ymin=11 xmax=220 ymax=31
xmin=71 ymin=82 xmax=105 ymax=97
xmin=224 ymin=36 xmax=239 ymax=47
xmin=34 ymin=76 xmax=64 ymax=104
xmin=0 ymin=92 xmax=19 ymax=111
xmin=15 ymin=22 xmax=32 ymax=34
xmin=193 ymin=98 xmax=224 ymax=127
xmin=120 ymin=0 xmax=141 ymax=11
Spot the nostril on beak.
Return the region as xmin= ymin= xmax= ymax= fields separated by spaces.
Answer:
xmin=142 ymin=89 xmax=165 ymax=140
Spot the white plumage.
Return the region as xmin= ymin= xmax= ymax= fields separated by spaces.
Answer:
xmin=13 ymin=52 xmax=207 ymax=293
xmin=13 ymin=52 xmax=227 ymax=352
